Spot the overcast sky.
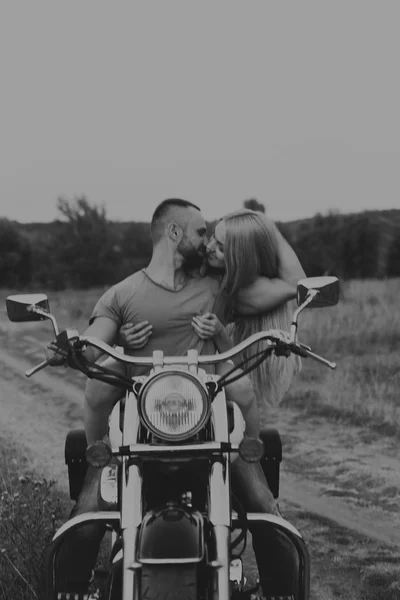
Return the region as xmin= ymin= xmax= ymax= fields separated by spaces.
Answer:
xmin=1 ymin=1 xmax=399 ymax=224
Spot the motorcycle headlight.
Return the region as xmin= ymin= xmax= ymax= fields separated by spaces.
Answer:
xmin=139 ymin=371 xmax=210 ymax=442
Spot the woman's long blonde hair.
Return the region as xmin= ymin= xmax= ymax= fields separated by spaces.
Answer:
xmin=220 ymin=209 xmax=301 ymax=407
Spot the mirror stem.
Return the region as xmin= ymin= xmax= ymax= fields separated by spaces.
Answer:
xmin=28 ymin=306 xmax=59 ymax=336
xmin=290 ymin=289 xmax=320 ymax=343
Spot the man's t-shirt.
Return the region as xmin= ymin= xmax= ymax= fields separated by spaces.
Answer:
xmin=89 ymin=269 xmax=224 ymax=376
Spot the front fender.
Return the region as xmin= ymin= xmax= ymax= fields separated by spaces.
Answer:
xmin=137 ymin=507 xmax=204 ymax=563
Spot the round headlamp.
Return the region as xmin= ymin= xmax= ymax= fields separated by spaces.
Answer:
xmin=139 ymin=371 xmax=210 ymax=442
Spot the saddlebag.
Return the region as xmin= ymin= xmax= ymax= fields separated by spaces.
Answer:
xmin=64 ymin=429 xmax=88 ymax=501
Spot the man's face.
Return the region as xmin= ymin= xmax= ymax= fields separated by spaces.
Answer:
xmin=177 ymin=209 xmax=208 ymax=268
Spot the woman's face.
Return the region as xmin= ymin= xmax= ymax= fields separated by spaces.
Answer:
xmin=206 ymin=220 xmax=226 ymax=270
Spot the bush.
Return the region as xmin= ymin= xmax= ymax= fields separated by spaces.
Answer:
xmin=0 ymin=469 xmax=64 ymax=600
xmin=0 ymin=219 xmax=32 ymax=288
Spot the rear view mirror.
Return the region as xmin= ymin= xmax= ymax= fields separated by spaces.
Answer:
xmin=6 ymin=294 xmax=50 ymax=323
xmin=297 ymin=276 xmax=339 ymax=308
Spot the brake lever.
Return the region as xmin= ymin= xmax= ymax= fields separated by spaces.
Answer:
xmin=286 ymin=342 xmax=336 ymax=369
xmin=297 ymin=341 xmax=312 ymax=352
xmin=25 ymin=358 xmax=54 ymax=378
xmin=303 ymin=348 xmax=336 ymax=369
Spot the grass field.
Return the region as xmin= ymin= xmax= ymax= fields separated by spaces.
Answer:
xmin=284 ymin=277 xmax=400 ymax=435
xmin=3 ymin=277 xmax=400 ymax=432
xmin=1 ymin=277 xmax=400 ymax=599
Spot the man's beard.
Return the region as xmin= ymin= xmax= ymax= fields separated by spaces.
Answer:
xmin=177 ymin=239 xmax=205 ymax=270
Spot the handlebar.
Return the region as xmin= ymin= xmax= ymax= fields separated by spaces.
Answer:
xmin=80 ymin=331 xmax=276 ymax=366
xmin=79 ymin=331 xmax=335 ymax=369
xmin=25 ymin=328 xmax=336 ymax=379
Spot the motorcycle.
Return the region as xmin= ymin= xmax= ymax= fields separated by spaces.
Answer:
xmin=6 ymin=275 xmax=339 ymax=600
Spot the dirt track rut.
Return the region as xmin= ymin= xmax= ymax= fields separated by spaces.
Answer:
xmin=1 ymin=341 xmax=400 ymax=549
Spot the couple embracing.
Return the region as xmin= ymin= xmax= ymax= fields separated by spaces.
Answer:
xmin=59 ymin=198 xmax=305 ymax=600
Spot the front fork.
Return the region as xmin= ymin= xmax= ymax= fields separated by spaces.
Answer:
xmin=44 ymin=462 xmax=309 ymax=600
xmin=121 ymin=460 xmax=142 ymax=600
xmin=208 ymin=459 xmax=231 ymax=600
xmin=117 ymin=456 xmax=233 ymax=600
xmin=122 ymin=454 xmax=234 ymax=600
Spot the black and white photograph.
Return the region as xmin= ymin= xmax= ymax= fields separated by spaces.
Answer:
xmin=0 ymin=2 xmax=399 ymax=599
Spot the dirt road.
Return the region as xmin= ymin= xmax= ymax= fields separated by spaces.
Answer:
xmin=1 ymin=329 xmax=400 ymax=598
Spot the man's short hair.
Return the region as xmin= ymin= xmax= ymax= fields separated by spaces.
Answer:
xmin=150 ymin=198 xmax=201 ymax=243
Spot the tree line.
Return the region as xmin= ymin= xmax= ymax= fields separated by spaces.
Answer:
xmin=1 ymin=196 xmax=399 ymax=290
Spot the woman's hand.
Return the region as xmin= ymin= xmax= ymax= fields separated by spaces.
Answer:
xmin=192 ymin=312 xmax=224 ymax=340
xmin=117 ymin=321 xmax=153 ymax=350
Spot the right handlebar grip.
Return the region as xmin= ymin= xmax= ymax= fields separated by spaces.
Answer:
xmin=291 ymin=344 xmax=309 ymax=358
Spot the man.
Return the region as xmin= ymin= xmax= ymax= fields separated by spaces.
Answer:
xmin=57 ymin=198 xmax=303 ymax=599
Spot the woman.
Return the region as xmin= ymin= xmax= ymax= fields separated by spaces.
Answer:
xmin=192 ymin=208 xmax=303 ymax=408
xmin=191 ymin=209 xmax=305 ymax=600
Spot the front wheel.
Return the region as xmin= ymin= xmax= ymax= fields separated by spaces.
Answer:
xmin=140 ymin=565 xmax=198 ymax=600
xmin=103 ymin=563 xmax=198 ymax=600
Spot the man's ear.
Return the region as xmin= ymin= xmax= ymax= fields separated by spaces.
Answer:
xmin=167 ymin=222 xmax=182 ymax=242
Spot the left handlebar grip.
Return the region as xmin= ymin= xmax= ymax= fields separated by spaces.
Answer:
xmin=53 ymin=329 xmax=81 ymax=355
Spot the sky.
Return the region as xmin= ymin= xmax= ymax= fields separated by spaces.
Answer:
xmin=0 ymin=1 xmax=399 ymax=224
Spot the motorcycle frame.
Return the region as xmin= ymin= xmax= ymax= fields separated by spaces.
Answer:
xmin=45 ymin=371 xmax=311 ymax=600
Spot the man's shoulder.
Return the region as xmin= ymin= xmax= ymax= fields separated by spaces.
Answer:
xmin=113 ymin=270 xmax=146 ymax=292
xmin=103 ymin=270 xmax=146 ymax=307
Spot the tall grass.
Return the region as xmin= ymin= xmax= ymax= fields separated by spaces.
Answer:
xmin=2 ymin=279 xmax=400 ymax=432
xmin=1 ymin=280 xmax=399 ymax=598
xmin=0 ymin=438 xmax=65 ymax=600
xmin=285 ymin=278 xmax=400 ymax=434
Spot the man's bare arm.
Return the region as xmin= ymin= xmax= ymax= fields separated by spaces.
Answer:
xmin=81 ymin=317 xmax=119 ymax=362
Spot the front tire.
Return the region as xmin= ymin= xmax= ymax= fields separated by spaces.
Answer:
xmin=103 ymin=563 xmax=199 ymax=600
xmin=140 ymin=564 xmax=198 ymax=600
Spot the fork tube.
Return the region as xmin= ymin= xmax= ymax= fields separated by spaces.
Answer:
xmin=123 ymin=390 xmax=140 ymax=446
xmin=122 ymin=461 xmax=142 ymax=600
xmin=209 ymin=460 xmax=231 ymax=600
xmin=211 ymin=391 xmax=229 ymax=442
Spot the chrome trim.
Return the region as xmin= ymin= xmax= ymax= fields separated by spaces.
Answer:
xmin=232 ymin=512 xmax=304 ymax=539
xmin=123 ymin=527 xmax=139 ymax=600
xmin=208 ymin=454 xmax=231 ymax=599
xmin=113 ymin=441 xmax=239 ymax=456
xmin=100 ymin=463 xmax=118 ymax=505
xmin=122 ymin=390 xmax=140 ymax=446
xmin=30 ymin=305 xmax=60 ymax=335
xmin=80 ymin=331 xmax=278 ymax=366
xmin=138 ymin=557 xmax=203 ymax=565
xmin=121 ymin=463 xmax=142 ymax=529
xmin=291 ymin=290 xmax=319 ymax=342
xmin=138 ymin=369 xmax=211 ymax=442
xmin=121 ymin=463 xmax=142 ymax=600
xmin=187 ymin=348 xmax=198 ymax=374
xmin=211 ymin=390 xmax=229 ymax=442
xmin=209 ymin=461 xmax=231 ymax=527
xmin=212 ymin=525 xmax=230 ymax=600
xmin=52 ymin=511 xmax=120 ymax=541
